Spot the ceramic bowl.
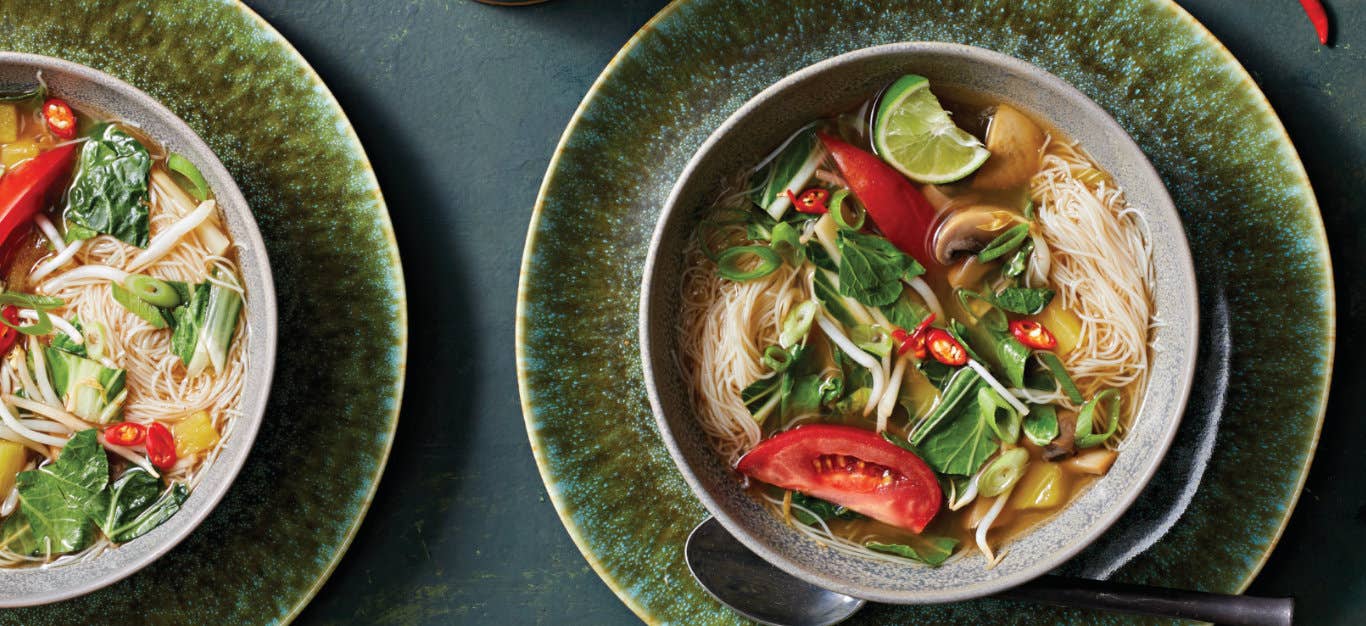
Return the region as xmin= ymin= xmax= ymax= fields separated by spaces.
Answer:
xmin=0 ymin=53 xmax=276 ymax=607
xmin=639 ymin=42 xmax=1198 ymax=604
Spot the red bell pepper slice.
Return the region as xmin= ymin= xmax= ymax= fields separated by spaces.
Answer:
xmin=0 ymin=144 xmax=79 ymax=250
xmin=818 ymin=133 xmax=938 ymax=267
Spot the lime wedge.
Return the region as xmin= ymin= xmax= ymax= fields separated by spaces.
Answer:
xmin=873 ymin=75 xmax=990 ymax=184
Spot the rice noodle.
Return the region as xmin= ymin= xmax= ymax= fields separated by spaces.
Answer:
xmin=1030 ymin=139 xmax=1155 ymax=442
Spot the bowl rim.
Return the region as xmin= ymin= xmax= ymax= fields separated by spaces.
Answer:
xmin=0 ymin=51 xmax=277 ymax=607
xmin=639 ymin=41 xmax=1199 ymax=604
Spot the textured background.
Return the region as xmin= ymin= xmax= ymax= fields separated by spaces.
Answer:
xmin=241 ymin=0 xmax=1364 ymax=624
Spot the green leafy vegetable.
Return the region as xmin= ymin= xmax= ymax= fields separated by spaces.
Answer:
xmin=749 ymin=127 xmax=823 ymax=219
xmin=977 ymin=223 xmax=1029 ymax=262
xmin=1075 ymin=389 xmax=1121 ymax=448
xmin=992 ymin=287 xmax=1055 ymax=315
xmin=909 ymin=367 xmax=981 ymax=445
xmin=0 ymin=509 xmax=37 ymax=555
xmin=805 ymin=241 xmax=837 ymax=273
xmin=1038 ymin=351 xmax=1084 ymax=404
xmin=979 ymin=387 xmax=1020 ymax=445
xmin=1023 ymin=199 xmax=1035 ymax=221
xmin=64 ymin=124 xmax=152 ymax=248
xmin=1023 ymin=404 xmax=1060 ymax=446
xmin=45 ymin=347 xmax=126 ymax=423
xmin=915 ymin=392 xmax=998 ymax=476
xmin=865 ymin=537 xmax=959 ymax=566
xmin=86 ymin=468 xmax=188 ymax=543
xmin=0 ymin=292 xmax=64 ymax=337
xmin=1003 ymin=239 xmax=1034 ymax=278
xmin=49 ymin=318 xmax=87 ymax=358
xmin=837 ymin=231 xmax=924 ymax=307
xmin=883 ymin=290 xmax=931 ymax=331
xmin=813 ymin=271 xmax=857 ymax=328
xmin=14 ymin=430 xmax=107 ymax=554
xmin=171 ymin=274 xmax=244 ymax=376
xmin=832 ymin=346 xmax=873 ymax=392
xmin=790 ymin=492 xmax=862 ymax=525
xmin=741 ymin=374 xmax=782 ymax=423
xmin=781 ymin=374 xmax=824 ymax=419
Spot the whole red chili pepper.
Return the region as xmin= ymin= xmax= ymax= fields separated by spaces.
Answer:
xmin=1298 ymin=0 xmax=1329 ymax=45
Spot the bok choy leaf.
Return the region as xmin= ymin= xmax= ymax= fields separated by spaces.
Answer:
xmin=45 ymin=347 xmax=126 ymax=424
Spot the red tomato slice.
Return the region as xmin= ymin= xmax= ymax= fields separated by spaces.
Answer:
xmin=818 ymin=133 xmax=938 ymax=268
xmin=736 ymin=424 xmax=941 ymax=533
xmin=0 ymin=143 xmax=78 ymax=250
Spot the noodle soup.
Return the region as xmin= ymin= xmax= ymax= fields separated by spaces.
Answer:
xmin=679 ymin=74 xmax=1155 ymax=567
xmin=0 ymin=79 xmax=248 ymax=566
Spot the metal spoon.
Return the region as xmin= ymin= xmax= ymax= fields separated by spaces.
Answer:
xmin=686 ymin=517 xmax=1294 ymax=626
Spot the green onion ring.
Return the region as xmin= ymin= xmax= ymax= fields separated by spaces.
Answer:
xmin=716 ymin=245 xmax=781 ymax=281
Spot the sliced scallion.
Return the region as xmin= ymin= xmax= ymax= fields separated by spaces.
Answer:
xmin=762 ymin=345 xmax=793 ymax=373
xmin=124 ymin=274 xmax=181 ymax=308
xmin=1075 ymin=389 xmax=1121 ymax=448
xmin=1037 ymin=351 xmax=1083 ymax=404
xmin=977 ymin=223 xmax=1029 ymax=262
xmin=979 ymin=386 xmax=1020 ymax=445
xmin=167 ymin=154 xmax=211 ymax=202
xmin=977 ymin=447 xmax=1029 ymax=498
xmin=778 ymin=301 xmax=817 ymax=349
xmin=829 ymin=189 xmax=865 ymax=231
xmin=715 ymin=246 xmax=780 ymax=282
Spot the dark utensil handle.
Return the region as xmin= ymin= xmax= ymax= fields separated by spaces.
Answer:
xmin=997 ymin=575 xmax=1294 ymax=626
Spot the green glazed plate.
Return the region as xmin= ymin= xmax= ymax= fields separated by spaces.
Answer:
xmin=0 ymin=1 xmax=406 ymax=622
xmin=517 ymin=0 xmax=1332 ymax=623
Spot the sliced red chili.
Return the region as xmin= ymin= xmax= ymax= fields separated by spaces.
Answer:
xmin=0 ymin=307 xmax=18 ymax=356
xmin=104 ymin=421 xmax=147 ymax=447
xmin=925 ymin=328 xmax=968 ymax=366
xmin=786 ymin=187 xmax=830 ymax=215
xmin=42 ymin=98 xmax=77 ymax=139
xmin=1010 ymin=319 xmax=1058 ymax=350
xmin=892 ymin=313 xmax=936 ymax=359
xmin=146 ymin=422 xmax=177 ymax=469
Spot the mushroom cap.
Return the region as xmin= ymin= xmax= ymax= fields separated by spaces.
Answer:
xmin=931 ymin=205 xmax=1020 ymax=265
xmin=972 ymin=104 xmax=1046 ymax=190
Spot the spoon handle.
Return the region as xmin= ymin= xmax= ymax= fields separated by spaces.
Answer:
xmin=998 ymin=575 xmax=1293 ymax=626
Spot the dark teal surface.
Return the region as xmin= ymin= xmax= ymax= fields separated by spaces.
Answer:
xmin=242 ymin=0 xmax=1363 ymax=624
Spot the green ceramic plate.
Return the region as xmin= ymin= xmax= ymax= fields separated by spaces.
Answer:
xmin=517 ymin=0 xmax=1332 ymax=623
xmin=0 ymin=1 xmax=406 ymax=622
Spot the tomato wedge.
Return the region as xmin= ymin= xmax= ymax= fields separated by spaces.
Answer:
xmin=0 ymin=143 xmax=78 ymax=250
xmin=736 ymin=424 xmax=941 ymax=533
xmin=818 ymin=133 xmax=938 ymax=267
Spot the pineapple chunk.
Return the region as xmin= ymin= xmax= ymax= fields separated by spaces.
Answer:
xmin=171 ymin=411 xmax=220 ymax=458
xmin=1009 ymin=462 xmax=1069 ymax=510
xmin=0 ymin=104 xmax=17 ymax=143
xmin=1032 ymin=299 xmax=1083 ymax=355
xmin=1 ymin=141 xmax=39 ymax=168
xmin=0 ymin=441 xmax=27 ymax=497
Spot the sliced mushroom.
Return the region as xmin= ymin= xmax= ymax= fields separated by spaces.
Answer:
xmin=973 ymin=104 xmax=1046 ymax=190
xmin=931 ymin=205 xmax=1020 ymax=265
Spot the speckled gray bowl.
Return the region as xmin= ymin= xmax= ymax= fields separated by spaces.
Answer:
xmin=640 ymin=43 xmax=1197 ymax=604
xmin=0 ymin=53 xmax=276 ymax=607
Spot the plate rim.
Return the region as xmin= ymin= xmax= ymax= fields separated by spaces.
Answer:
xmin=229 ymin=3 xmax=410 ymax=622
xmin=515 ymin=0 xmax=1335 ymax=621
